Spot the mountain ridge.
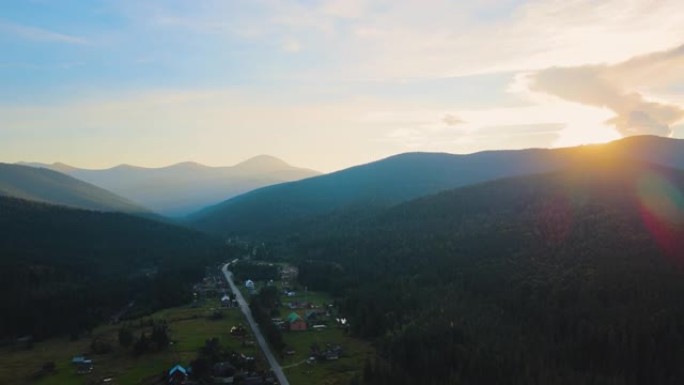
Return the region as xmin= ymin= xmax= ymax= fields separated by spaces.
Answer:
xmin=19 ymin=154 xmax=313 ymax=173
xmin=188 ymin=136 xmax=684 ymax=236
xmin=287 ymin=158 xmax=684 ymax=384
xmin=0 ymin=163 xmax=152 ymax=214
xmin=18 ymin=155 xmax=321 ymax=216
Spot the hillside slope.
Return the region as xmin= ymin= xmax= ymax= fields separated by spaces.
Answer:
xmin=0 ymin=163 xmax=150 ymax=214
xmin=0 ymin=197 xmax=224 ymax=340
xmin=291 ymin=159 xmax=684 ymax=384
xmin=189 ymin=135 xmax=684 ymax=236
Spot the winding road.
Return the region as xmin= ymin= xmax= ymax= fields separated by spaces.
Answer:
xmin=222 ymin=262 xmax=290 ymax=385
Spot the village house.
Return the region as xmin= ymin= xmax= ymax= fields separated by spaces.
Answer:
xmin=230 ymin=325 xmax=247 ymax=337
xmin=221 ymin=294 xmax=233 ymax=307
xmin=287 ymin=301 xmax=310 ymax=310
xmin=168 ymin=364 xmax=188 ymax=384
xmin=287 ymin=312 xmax=308 ymax=331
xmin=71 ymin=356 xmax=93 ymax=374
xmin=305 ymin=309 xmax=328 ymax=322
xmin=309 ymin=344 xmax=343 ymax=362
xmin=245 ymin=279 xmax=256 ymax=294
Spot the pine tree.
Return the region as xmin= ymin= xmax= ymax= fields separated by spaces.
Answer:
xmin=118 ymin=325 xmax=134 ymax=348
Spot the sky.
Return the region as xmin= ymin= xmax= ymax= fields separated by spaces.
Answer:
xmin=1 ymin=0 xmax=684 ymax=172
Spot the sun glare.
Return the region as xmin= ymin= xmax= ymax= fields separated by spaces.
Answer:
xmin=554 ymin=112 xmax=622 ymax=147
xmin=637 ymin=172 xmax=684 ymax=257
xmin=553 ymin=122 xmax=622 ymax=148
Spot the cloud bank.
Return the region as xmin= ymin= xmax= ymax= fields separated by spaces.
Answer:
xmin=527 ymin=45 xmax=684 ymax=137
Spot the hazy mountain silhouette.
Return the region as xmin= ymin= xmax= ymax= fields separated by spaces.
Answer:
xmin=189 ymin=136 xmax=684 ymax=236
xmin=0 ymin=163 xmax=150 ymax=214
xmin=21 ymin=155 xmax=320 ymax=216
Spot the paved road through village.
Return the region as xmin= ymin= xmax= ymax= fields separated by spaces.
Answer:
xmin=221 ymin=262 xmax=290 ymax=385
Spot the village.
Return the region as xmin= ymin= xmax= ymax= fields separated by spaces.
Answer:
xmin=0 ymin=257 xmax=370 ymax=385
xmin=148 ymin=258 xmax=365 ymax=385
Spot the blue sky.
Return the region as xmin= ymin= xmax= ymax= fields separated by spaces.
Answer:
xmin=1 ymin=0 xmax=683 ymax=171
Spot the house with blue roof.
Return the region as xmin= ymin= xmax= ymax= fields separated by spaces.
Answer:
xmin=168 ymin=364 xmax=188 ymax=384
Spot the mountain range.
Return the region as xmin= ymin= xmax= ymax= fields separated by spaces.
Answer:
xmin=20 ymin=155 xmax=320 ymax=216
xmin=189 ymin=135 xmax=684 ymax=236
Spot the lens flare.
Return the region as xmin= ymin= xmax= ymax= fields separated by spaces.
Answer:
xmin=636 ymin=172 xmax=684 ymax=257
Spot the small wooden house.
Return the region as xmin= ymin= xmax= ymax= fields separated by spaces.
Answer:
xmin=287 ymin=312 xmax=307 ymax=331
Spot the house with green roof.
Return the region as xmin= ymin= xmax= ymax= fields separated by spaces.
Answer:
xmin=287 ymin=312 xmax=307 ymax=331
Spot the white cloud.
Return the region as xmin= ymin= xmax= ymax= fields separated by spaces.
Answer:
xmin=110 ymin=1 xmax=682 ymax=79
xmin=527 ymin=45 xmax=684 ymax=137
xmin=370 ymin=96 xmax=619 ymax=151
xmin=273 ymin=0 xmax=684 ymax=80
xmin=0 ymin=20 xmax=89 ymax=45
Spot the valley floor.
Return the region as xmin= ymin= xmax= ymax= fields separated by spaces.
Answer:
xmin=0 ymin=298 xmax=261 ymax=385
xmin=234 ymin=269 xmax=374 ymax=385
xmin=0 ymin=266 xmax=372 ymax=385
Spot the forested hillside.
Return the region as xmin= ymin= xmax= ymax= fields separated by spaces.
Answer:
xmin=291 ymin=159 xmax=684 ymax=384
xmin=0 ymin=163 xmax=150 ymax=214
xmin=0 ymin=197 xmax=225 ymax=341
xmin=189 ymin=136 xmax=684 ymax=237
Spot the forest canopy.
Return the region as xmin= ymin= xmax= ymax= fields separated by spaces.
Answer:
xmin=282 ymin=161 xmax=684 ymax=385
xmin=0 ymin=197 xmax=226 ymax=341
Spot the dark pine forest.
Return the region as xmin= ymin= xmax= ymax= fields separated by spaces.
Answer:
xmin=291 ymin=160 xmax=684 ymax=385
xmin=0 ymin=197 xmax=226 ymax=341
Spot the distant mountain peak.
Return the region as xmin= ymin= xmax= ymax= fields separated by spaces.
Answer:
xmin=177 ymin=161 xmax=205 ymax=167
xmin=51 ymin=162 xmax=77 ymax=172
xmin=165 ymin=161 xmax=208 ymax=170
xmin=233 ymin=155 xmax=292 ymax=171
xmin=110 ymin=164 xmax=146 ymax=171
xmin=52 ymin=162 xmax=69 ymax=166
xmin=15 ymin=161 xmax=77 ymax=173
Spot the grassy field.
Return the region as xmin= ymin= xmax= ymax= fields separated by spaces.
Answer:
xmin=238 ymin=275 xmax=373 ymax=385
xmin=0 ymin=299 xmax=263 ymax=385
xmin=281 ymin=327 xmax=372 ymax=385
xmin=276 ymin=286 xmax=373 ymax=385
xmin=1 ymin=267 xmax=374 ymax=385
